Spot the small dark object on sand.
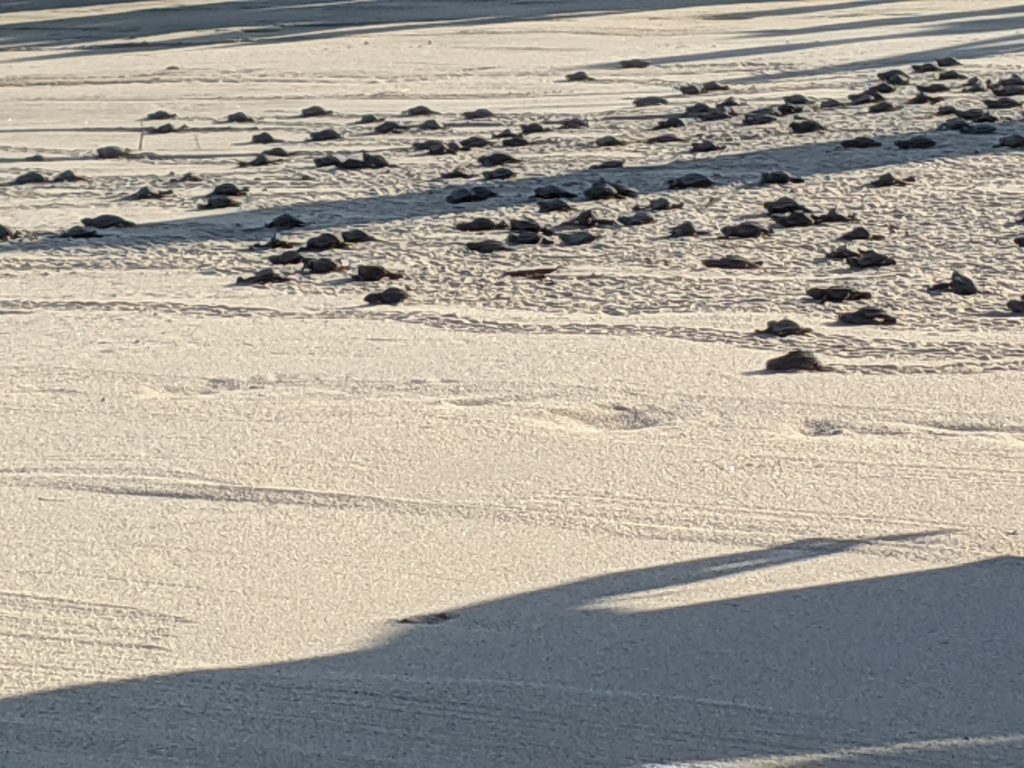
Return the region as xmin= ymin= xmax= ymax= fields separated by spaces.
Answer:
xmin=895 ymin=135 xmax=936 ymax=149
xmin=447 ymin=186 xmax=497 ymax=204
xmin=125 ymin=186 xmax=170 ymax=201
xmin=456 ymin=217 xmax=506 ymax=232
xmin=200 ymin=194 xmax=240 ymax=210
xmin=566 ymin=71 xmax=594 ymax=82
xmin=790 ymin=118 xmax=824 ymax=134
xmin=236 ymin=268 xmax=289 ymax=285
xmin=618 ymin=211 xmax=654 ymax=227
xmin=301 ymin=105 xmax=332 ymax=118
xmin=838 ymin=306 xmax=897 ymax=325
xmin=846 ymin=250 xmax=896 ymax=269
xmin=558 ymin=231 xmax=597 ymax=246
xmin=96 ymin=146 xmax=128 ymax=159
xmin=620 ymin=59 xmax=651 ymax=68
xmin=929 ymin=270 xmax=977 ymax=295
xmin=760 ymin=170 xmax=803 ymax=185
xmin=145 ymin=110 xmax=176 ymax=120
xmin=12 ymin=171 xmax=46 ymax=185
xmin=807 ymin=286 xmax=872 ymax=302
xmin=756 ymin=318 xmax=811 ymax=337
xmin=267 ymin=213 xmax=306 ymax=229
xmin=465 ymin=239 xmax=509 ymax=254
xmin=81 ymin=214 xmax=134 ymax=229
xmin=268 ymin=250 xmax=303 ymax=265
xmin=226 ymin=112 xmax=255 ymax=123
xmin=869 ymin=172 xmax=913 ymax=188
xmin=304 ymin=233 xmax=345 ymax=251
xmin=766 ymin=350 xmax=826 ymax=372
xmin=355 ymin=264 xmax=403 ymax=281
xmin=504 ymin=266 xmax=559 ymax=279
xmin=1007 ymin=296 xmax=1024 ymax=313
xmin=668 ymin=172 xmax=714 ymax=190
xmin=251 ymin=132 xmax=279 ymax=144
xmin=721 ymin=222 xmax=771 ymax=239
xmin=703 ymin=256 xmax=762 ymax=269
xmin=841 ymin=136 xmax=882 ymax=149
xmin=61 ymin=225 xmax=99 ymax=238
xmin=342 ymin=229 xmax=375 ymax=243
xmin=365 ymin=286 xmax=409 ymax=305
xmin=302 ymin=256 xmax=339 ymax=274
xmin=464 ymin=108 xmax=495 ymax=120
xmin=668 ymin=221 xmax=707 ymax=238
xmin=839 ymin=226 xmax=879 ymax=241
xmin=309 ymin=128 xmax=341 ymax=142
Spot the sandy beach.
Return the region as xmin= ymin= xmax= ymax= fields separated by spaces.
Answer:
xmin=1 ymin=1 xmax=1023 ymax=765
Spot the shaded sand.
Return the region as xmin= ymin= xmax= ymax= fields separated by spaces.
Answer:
xmin=1 ymin=2 xmax=1023 ymax=766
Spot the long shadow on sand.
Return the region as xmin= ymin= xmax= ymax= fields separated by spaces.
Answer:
xmin=1 ymin=535 xmax=1022 ymax=766
xmin=0 ymin=0 xmax=990 ymax=66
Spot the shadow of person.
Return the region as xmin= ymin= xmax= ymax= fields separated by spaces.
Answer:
xmin=2 ymin=534 xmax=1022 ymax=767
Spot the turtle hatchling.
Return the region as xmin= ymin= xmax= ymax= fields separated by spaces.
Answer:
xmin=765 ymin=350 xmax=827 ymax=372
xmin=756 ymin=319 xmax=811 ymax=337
xmin=365 ymin=286 xmax=409 ymax=305
xmin=838 ymin=306 xmax=897 ymax=325
xmin=81 ymin=214 xmax=134 ymax=229
xmin=928 ymin=270 xmax=977 ymax=295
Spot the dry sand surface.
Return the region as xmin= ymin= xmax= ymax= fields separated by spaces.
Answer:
xmin=1 ymin=1 xmax=1023 ymax=766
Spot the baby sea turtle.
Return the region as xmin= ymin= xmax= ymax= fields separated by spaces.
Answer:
xmin=869 ymin=172 xmax=913 ymax=188
xmin=668 ymin=173 xmax=714 ymax=190
xmin=236 ymin=268 xmax=289 ymax=285
xmin=145 ymin=109 xmax=176 ymax=120
xmin=648 ymin=133 xmax=683 ymax=144
xmin=760 ymin=170 xmax=804 ymax=185
xmin=721 ymin=222 xmax=771 ymax=238
xmin=868 ymin=101 xmax=897 ymax=114
xmin=96 ymin=145 xmax=128 ymax=159
xmin=342 ymin=229 xmax=375 ymax=243
xmin=356 ymin=114 xmax=379 ymax=124
xmin=702 ymin=81 xmax=729 ymax=92
xmin=538 ymin=199 xmax=573 ymax=213
xmin=502 ymin=136 xmax=528 ymax=148
xmin=355 ymin=264 xmax=403 ymax=281
xmin=418 ymin=119 xmax=445 ymax=131
xmin=841 ymin=136 xmax=883 ymax=149
xmin=301 ymin=256 xmax=339 ymax=273
xmin=839 ymin=226 xmax=880 ymax=241
xmin=374 ymin=121 xmax=405 ymax=134
xmin=200 ymin=194 xmax=240 ymax=210
xmin=447 ymin=186 xmax=497 ymax=204
xmin=0 ymin=224 xmax=17 ymax=240
xmin=268 ymin=250 xmax=303 ymax=265
xmin=464 ymin=108 xmax=495 ymax=120
xmin=667 ymin=221 xmax=708 ymax=238
xmin=618 ymin=211 xmax=654 ymax=227
xmin=634 ymin=96 xmax=669 ymax=107
xmin=226 ymin=112 xmax=255 ymax=123
xmin=985 ymin=97 xmax=1021 ymax=110
xmin=483 ymin=168 xmax=514 ymax=181
xmin=558 ymin=231 xmax=597 ymax=246
xmin=124 ymin=186 xmax=171 ymax=201
xmin=520 ymin=123 xmax=545 ymax=135
xmin=460 ymin=136 xmax=491 ymax=149
xmin=756 ymin=318 xmax=811 ymax=337
xmin=211 ymin=182 xmax=247 ymax=197
xmin=455 ymin=217 xmax=506 ymax=232
xmin=764 ymin=196 xmax=806 ymax=215
xmin=466 ymin=240 xmax=509 ymax=256
xmin=691 ymin=139 xmax=723 ymax=153
xmin=595 ymin=135 xmax=625 ymax=147
xmin=838 ymin=306 xmax=897 ymax=325
xmin=620 ymin=59 xmax=651 ymax=68
xmin=846 ymin=249 xmax=896 ymax=269
xmin=505 ymin=230 xmax=542 ymax=246
xmin=636 ymin=197 xmax=679 ymax=212
xmin=772 ymin=211 xmax=815 ymax=228
xmin=878 ymin=69 xmax=911 ymax=86
xmin=765 ymin=349 xmax=827 ymax=372
xmin=148 ymin=122 xmax=186 ymax=135
xmin=503 ymin=266 xmax=560 ymax=279
xmin=300 ymin=105 xmax=332 ymax=118
xmin=807 ymin=286 xmax=872 ymax=302
xmin=913 ymin=62 xmax=940 ymax=73
xmin=81 ymin=214 xmax=134 ymax=229
xmin=703 ymin=256 xmax=762 ymax=269
xmin=819 ymin=98 xmax=844 ymax=109
xmin=744 ymin=112 xmax=776 ymax=126
xmin=414 ymin=140 xmax=459 ymax=155
xmin=365 ymin=286 xmax=408 ymax=305
xmin=895 ymin=135 xmax=936 ymax=149
xmin=591 ymin=160 xmax=624 ymax=170
xmin=559 ymin=209 xmax=616 ymax=229
xmin=814 ymin=208 xmax=856 ymax=224
xmin=303 ymin=233 xmax=345 ymax=251
xmin=309 ymin=128 xmax=341 ymax=142
xmin=1007 ymin=295 xmax=1024 ymax=313
xmin=478 ymin=152 xmax=519 ymax=167
xmin=560 ymin=117 xmax=589 ymax=130
xmin=252 ymin=132 xmax=279 ymax=144
xmin=790 ymin=118 xmax=824 ymax=134
xmin=938 ymin=70 xmax=966 ymax=80
xmin=652 ymin=117 xmax=685 ymax=130
xmin=565 ymin=71 xmax=594 ymax=82
xmin=403 ymin=105 xmax=437 ymax=117
xmin=1004 ymin=134 xmax=1024 ymax=149
xmin=60 ymin=225 xmax=99 ymax=238
xmin=266 ymin=213 xmax=306 ymax=229
xmin=12 ymin=171 xmax=46 ymax=185
xmin=533 ymin=184 xmax=576 ymax=199
xmin=928 ymin=270 xmax=977 ymax=295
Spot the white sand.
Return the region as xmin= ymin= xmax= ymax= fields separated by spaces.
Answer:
xmin=1 ymin=1 xmax=1023 ymax=766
